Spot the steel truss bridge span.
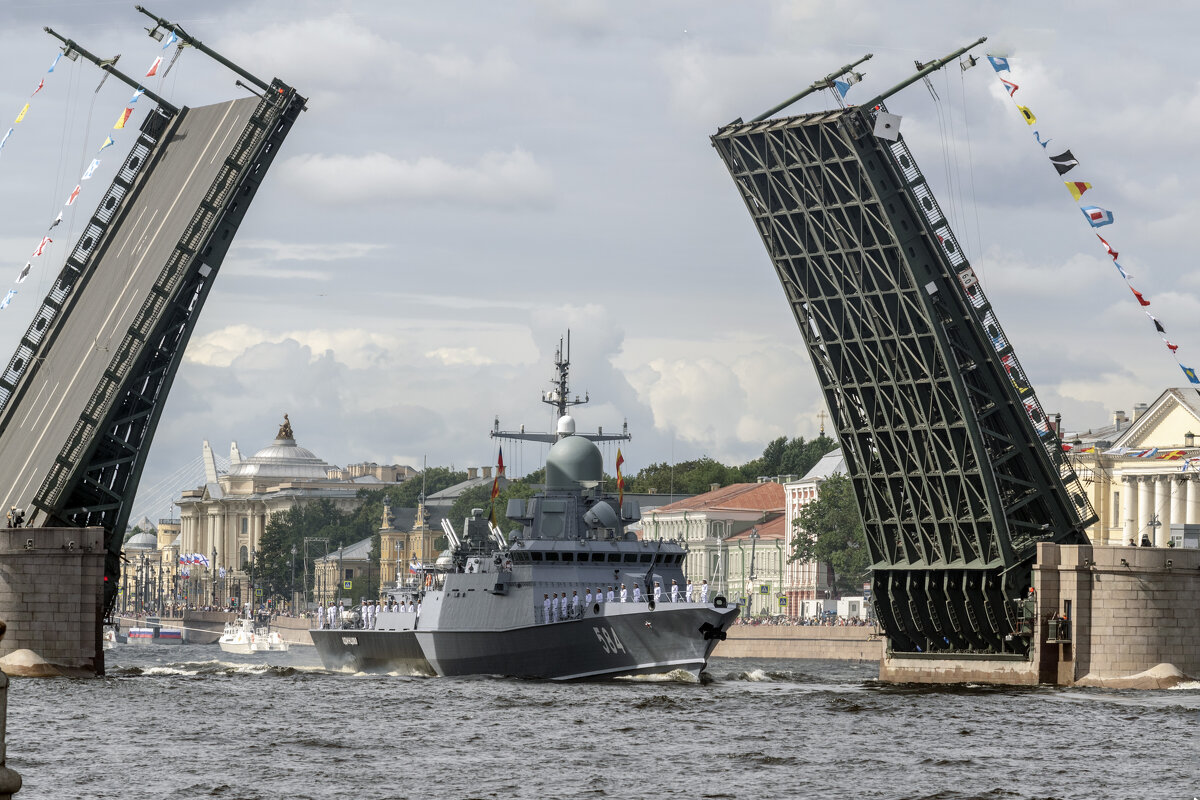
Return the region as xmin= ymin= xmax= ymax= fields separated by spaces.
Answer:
xmin=711 ymin=101 xmax=1095 ymax=657
xmin=0 ymin=18 xmax=304 ymax=616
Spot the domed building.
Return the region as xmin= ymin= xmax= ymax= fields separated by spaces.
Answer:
xmin=176 ymin=415 xmax=413 ymax=577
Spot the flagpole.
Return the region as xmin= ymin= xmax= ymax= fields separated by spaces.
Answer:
xmin=860 ymin=37 xmax=987 ymax=111
xmin=43 ymin=28 xmax=179 ymax=114
xmin=750 ymin=52 xmax=873 ymax=123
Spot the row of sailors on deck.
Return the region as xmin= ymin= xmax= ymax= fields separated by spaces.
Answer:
xmin=541 ymin=579 xmax=709 ymax=623
xmin=317 ymin=599 xmax=418 ymax=630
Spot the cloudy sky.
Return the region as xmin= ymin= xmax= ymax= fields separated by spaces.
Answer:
xmin=0 ymin=1 xmax=1195 ymax=520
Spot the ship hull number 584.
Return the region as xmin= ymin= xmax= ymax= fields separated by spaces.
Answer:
xmin=593 ymin=626 xmax=626 ymax=654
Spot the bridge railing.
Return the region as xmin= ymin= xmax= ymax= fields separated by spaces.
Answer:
xmin=0 ymin=114 xmax=169 ymax=413
xmin=33 ymin=88 xmax=291 ymax=519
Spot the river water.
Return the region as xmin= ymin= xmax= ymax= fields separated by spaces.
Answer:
xmin=6 ymin=644 xmax=1197 ymax=799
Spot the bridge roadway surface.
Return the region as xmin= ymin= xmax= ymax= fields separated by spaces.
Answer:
xmin=0 ymin=96 xmax=259 ymax=517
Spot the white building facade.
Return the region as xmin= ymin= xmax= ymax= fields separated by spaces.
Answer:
xmin=782 ymin=448 xmax=842 ymax=616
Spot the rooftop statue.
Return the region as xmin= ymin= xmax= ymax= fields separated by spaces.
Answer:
xmin=277 ymin=413 xmax=294 ymax=441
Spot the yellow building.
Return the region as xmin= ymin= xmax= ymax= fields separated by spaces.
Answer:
xmin=1068 ymin=388 xmax=1200 ymax=547
xmin=378 ymin=497 xmax=440 ymax=590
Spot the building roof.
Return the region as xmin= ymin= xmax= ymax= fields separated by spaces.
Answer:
xmin=725 ymin=512 xmax=787 ymax=541
xmin=124 ymin=531 xmax=158 ymax=550
xmin=798 ymin=448 xmax=845 ymax=483
xmin=426 ymin=474 xmax=509 ymax=504
xmin=226 ymin=434 xmax=333 ymax=480
xmin=649 ymin=482 xmax=784 ymax=514
xmin=315 ymin=536 xmax=374 ymax=563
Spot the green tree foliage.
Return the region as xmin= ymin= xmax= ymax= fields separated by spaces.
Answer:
xmin=124 ymin=525 xmax=143 ymax=543
xmin=739 ymin=435 xmax=836 ymax=482
xmin=255 ymin=497 xmax=380 ymax=598
xmin=389 ymin=467 xmax=467 ymax=507
xmin=790 ymin=472 xmax=871 ymax=595
xmin=447 ymin=479 xmax=537 ymax=534
xmin=625 ymin=457 xmax=742 ymax=495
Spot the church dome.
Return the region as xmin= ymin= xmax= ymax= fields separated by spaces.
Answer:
xmin=226 ymin=416 xmax=333 ymax=481
xmin=125 ymin=531 xmax=158 ymax=550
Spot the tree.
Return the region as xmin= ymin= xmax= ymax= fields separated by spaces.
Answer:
xmin=124 ymin=525 xmax=143 ymax=543
xmin=447 ymin=479 xmax=538 ymax=534
xmin=790 ymin=472 xmax=871 ymax=596
xmin=389 ymin=467 xmax=467 ymax=507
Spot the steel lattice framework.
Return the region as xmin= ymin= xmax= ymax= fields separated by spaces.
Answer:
xmin=0 ymin=15 xmax=305 ymax=618
xmin=711 ymin=105 xmax=1096 ymax=656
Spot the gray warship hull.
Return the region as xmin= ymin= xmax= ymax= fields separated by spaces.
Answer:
xmin=310 ymin=604 xmax=738 ymax=680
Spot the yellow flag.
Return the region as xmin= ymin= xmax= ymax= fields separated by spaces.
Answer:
xmin=1066 ymin=181 xmax=1092 ymax=201
xmin=1017 ymin=105 xmax=1036 ymax=125
xmin=113 ymin=107 xmax=132 ymax=130
xmin=14 ymin=104 xmax=29 ymax=124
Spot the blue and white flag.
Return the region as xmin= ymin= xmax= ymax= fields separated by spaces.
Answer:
xmin=833 ymin=79 xmax=851 ymax=98
xmin=128 ymin=88 xmax=144 ymax=104
xmin=1 ymin=289 xmax=16 ymax=310
xmin=1081 ymin=205 xmax=1114 ymax=227
xmin=48 ymin=52 xmax=63 ymax=73
xmin=82 ymin=159 xmax=100 ymax=180
xmin=987 ymin=55 xmax=1010 ymax=73
xmin=162 ymin=30 xmax=178 ymax=49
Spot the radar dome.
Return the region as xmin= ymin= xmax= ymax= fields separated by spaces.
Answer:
xmin=557 ymin=415 xmax=576 ymax=437
xmin=545 ymin=431 xmax=603 ymax=489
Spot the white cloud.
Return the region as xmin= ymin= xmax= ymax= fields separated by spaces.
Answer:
xmin=426 ymin=346 xmax=494 ymax=366
xmin=278 ymin=149 xmax=555 ymax=208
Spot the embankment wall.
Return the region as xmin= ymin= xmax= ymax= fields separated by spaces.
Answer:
xmin=713 ymin=625 xmax=882 ymax=661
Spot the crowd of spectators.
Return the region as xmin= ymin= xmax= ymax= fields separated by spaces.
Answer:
xmin=735 ymin=614 xmax=873 ymax=627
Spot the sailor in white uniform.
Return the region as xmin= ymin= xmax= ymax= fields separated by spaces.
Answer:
xmin=585 ymin=588 xmax=593 ymax=607
xmin=685 ymin=580 xmax=694 ymax=603
xmin=607 ymin=586 xmax=615 ymax=603
xmin=543 ymin=594 xmax=552 ymax=623
xmin=632 ymin=585 xmax=642 ymax=603
xmin=571 ymin=590 xmax=580 ymax=618
xmin=670 ymin=580 xmax=680 ymax=603
xmin=316 ymin=605 xmax=325 ymax=629
xmin=653 ymin=582 xmax=662 ymax=603
xmin=700 ymin=580 xmax=709 ymax=604
xmin=619 ymin=584 xmax=628 ymax=603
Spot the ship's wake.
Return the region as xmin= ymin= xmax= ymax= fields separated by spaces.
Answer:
xmin=109 ymin=659 xmax=326 ymax=678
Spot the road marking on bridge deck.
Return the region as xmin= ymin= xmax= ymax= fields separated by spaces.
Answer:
xmin=18 ymin=380 xmax=51 ymax=429
xmin=6 ymin=102 xmax=245 ymax=515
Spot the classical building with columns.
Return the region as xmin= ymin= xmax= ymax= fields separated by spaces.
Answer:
xmin=175 ymin=416 xmax=410 ymax=575
xmin=1068 ymin=388 xmax=1200 ymax=547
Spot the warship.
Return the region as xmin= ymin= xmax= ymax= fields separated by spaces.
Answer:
xmin=310 ymin=414 xmax=739 ymax=679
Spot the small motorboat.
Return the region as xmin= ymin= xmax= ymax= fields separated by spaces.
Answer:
xmin=219 ymin=617 xmax=289 ymax=654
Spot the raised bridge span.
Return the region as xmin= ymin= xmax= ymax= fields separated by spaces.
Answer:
xmin=711 ymin=44 xmax=1095 ymax=659
xmin=0 ymin=9 xmax=304 ymax=630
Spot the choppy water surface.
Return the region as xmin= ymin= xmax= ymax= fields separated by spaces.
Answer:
xmin=7 ymin=644 xmax=1197 ymax=799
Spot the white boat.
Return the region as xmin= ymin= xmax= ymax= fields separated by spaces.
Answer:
xmin=102 ymin=625 xmax=125 ymax=650
xmin=218 ymin=618 xmax=290 ymax=654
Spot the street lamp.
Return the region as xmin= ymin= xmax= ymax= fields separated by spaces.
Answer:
xmin=290 ymin=545 xmax=297 ymax=615
xmin=747 ymin=527 xmax=760 ymax=618
xmin=249 ymin=547 xmax=256 ymax=617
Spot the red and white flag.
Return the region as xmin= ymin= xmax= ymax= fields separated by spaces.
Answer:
xmin=145 ymin=56 xmax=162 ymax=77
xmin=33 ymin=236 xmax=52 ymax=257
xmin=1096 ymin=234 xmax=1118 ymax=261
xmin=65 ymin=185 xmax=80 ymax=206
